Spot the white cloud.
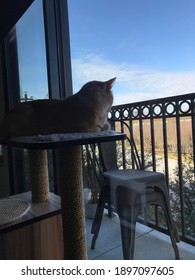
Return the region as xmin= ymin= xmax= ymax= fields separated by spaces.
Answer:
xmin=71 ymin=54 xmax=195 ymax=105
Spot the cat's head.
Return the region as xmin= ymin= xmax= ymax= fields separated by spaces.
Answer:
xmin=78 ymin=77 xmax=116 ymax=105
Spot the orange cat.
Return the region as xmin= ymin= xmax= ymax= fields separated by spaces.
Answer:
xmin=0 ymin=78 xmax=116 ymax=140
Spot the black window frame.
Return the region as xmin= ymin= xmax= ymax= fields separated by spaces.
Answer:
xmin=0 ymin=0 xmax=73 ymax=196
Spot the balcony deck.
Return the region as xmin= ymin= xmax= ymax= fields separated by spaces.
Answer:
xmin=86 ymin=213 xmax=195 ymax=260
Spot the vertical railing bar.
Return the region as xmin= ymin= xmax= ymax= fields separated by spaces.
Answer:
xmin=150 ymin=107 xmax=158 ymax=226
xmin=139 ymin=110 xmax=145 ymax=169
xmin=191 ymin=98 xmax=195 ymax=177
xmin=175 ymin=101 xmax=186 ymax=237
xmin=150 ymin=111 xmax=156 ymax=172
xmin=129 ymin=116 xmax=135 ymax=169
xmin=84 ymin=145 xmax=103 ymax=184
xmin=128 ymin=107 xmax=135 ymax=169
xmin=120 ymin=119 xmax=126 ymax=169
xmin=162 ymin=102 xmax=169 ymax=185
xmin=121 ymin=120 xmax=142 ymax=169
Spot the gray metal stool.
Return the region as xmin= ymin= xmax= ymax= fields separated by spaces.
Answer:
xmin=90 ymin=140 xmax=180 ymax=259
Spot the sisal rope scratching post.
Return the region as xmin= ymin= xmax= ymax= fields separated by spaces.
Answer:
xmin=28 ymin=150 xmax=50 ymax=203
xmin=56 ymin=146 xmax=87 ymax=260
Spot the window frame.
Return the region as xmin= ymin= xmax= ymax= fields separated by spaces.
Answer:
xmin=0 ymin=0 xmax=72 ymax=196
xmin=43 ymin=0 xmax=73 ymax=99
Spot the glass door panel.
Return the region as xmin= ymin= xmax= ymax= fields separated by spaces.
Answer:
xmin=16 ymin=0 xmax=48 ymax=101
xmin=2 ymin=0 xmax=50 ymax=195
xmin=2 ymin=0 xmax=72 ymax=196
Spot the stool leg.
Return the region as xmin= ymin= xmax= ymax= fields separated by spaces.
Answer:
xmin=164 ymin=211 xmax=180 ymax=260
xmin=117 ymin=186 xmax=141 ymax=260
xmin=159 ymin=196 xmax=180 ymax=260
xmin=91 ymin=188 xmax=106 ymax=249
xmin=56 ymin=146 xmax=87 ymax=260
xmin=28 ymin=150 xmax=50 ymax=203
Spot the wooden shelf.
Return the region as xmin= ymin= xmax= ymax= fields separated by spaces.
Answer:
xmin=0 ymin=192 xmax=63 ymax=259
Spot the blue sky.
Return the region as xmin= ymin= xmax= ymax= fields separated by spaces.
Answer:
xmin=15 ymin=0 xmax=195 ymax=105
xmin=68 ymin=0 xmax=195 ymax=104
xmin=16 ymin=0 xmax=48 ymax=100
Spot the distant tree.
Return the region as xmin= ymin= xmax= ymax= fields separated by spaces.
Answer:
xmin=169 ymin=152 xmax=195 ymax=239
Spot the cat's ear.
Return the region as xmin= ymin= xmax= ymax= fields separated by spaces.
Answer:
xmin=105 ymin=77 xmax=116 ymax=90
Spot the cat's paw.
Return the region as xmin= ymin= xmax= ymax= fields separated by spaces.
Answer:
xmin=101 ymin=122 xmax=111 ymax=131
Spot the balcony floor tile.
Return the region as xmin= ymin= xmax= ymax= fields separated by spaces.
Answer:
xmin=86 ymin=213 xmax=195 ymax=260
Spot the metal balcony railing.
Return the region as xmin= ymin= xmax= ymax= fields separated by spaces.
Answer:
xmin=108 ymin=92 xmax=195 ymax=246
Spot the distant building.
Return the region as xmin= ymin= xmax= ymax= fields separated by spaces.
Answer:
xmin=20 ymin=92 xmax=33 ymax=102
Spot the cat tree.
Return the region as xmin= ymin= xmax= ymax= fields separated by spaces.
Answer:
xmin=1 ymin=131 xmax=125 ymax=259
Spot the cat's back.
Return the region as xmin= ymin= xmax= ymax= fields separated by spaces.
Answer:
xmin=0 ymin=99 xmax=62 ymax=138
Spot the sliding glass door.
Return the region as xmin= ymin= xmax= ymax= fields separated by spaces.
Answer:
xmin=0 ymin=0 xmax=72 ymax=196
xmin=16 ymin=0 xmax=48 ymax=101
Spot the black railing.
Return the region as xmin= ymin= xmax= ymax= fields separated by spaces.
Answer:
xmin=109 ymin=92 xmax=195 ymax=246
